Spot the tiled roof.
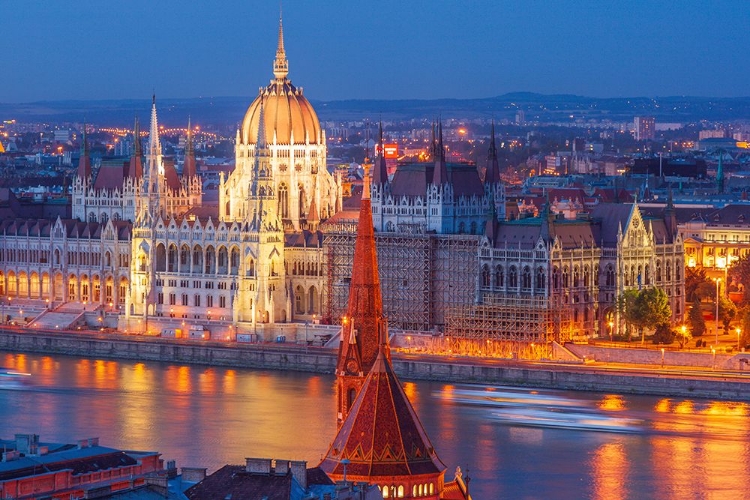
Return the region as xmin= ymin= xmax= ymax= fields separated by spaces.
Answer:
xmin=320 ymin=350 xmax=446 ymax=480
xmin=184 ymin=465 xmax=293 ymax=500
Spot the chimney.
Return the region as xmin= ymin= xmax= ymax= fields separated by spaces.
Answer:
xmin=290 ymin=460 xmax=307 ymax=490
xmin=77 ymin=439 xmax=89 ymax=450
xmin=246 ymin=458 xmax=272 ymax=475
xmin=88 ymin=437 xmax=99 ymax=447
xmin=181 ymin=467 xmax=207 ymax=483
xmin=275 ymin=459 xmax=289 ymax=476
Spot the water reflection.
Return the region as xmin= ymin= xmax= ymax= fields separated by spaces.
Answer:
xmin=3 ymin=354 xmax=750 ymax=499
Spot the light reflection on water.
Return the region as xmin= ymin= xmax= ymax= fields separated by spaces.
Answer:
xmin=3 ymin=352 xmax=750 ymax=499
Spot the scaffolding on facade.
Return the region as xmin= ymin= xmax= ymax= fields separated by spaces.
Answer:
xmin=445 ymin=294 xmax=573 ymax=346
xmin=322 ymin=225 xmax=480 ymax=331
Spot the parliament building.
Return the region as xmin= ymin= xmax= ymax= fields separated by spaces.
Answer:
xmin=0 ymin=18 xmax=684 ymax=345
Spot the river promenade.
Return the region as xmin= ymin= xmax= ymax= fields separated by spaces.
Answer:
xmin=1 ymin=328 xmax=750 ymax=401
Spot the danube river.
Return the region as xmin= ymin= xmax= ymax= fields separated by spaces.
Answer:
xmin=3 ymin=352 xmax=750 ymax=499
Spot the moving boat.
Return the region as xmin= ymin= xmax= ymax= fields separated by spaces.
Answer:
xmin=492 ymin=407 xmax=643 ymax=433
xmin=0 ymin=368 xmax=31 ymax=390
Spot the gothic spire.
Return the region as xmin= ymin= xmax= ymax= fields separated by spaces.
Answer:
xmin=373 ymin=121 xmax=388 ymax=185
xmin=183 ymin=117 xmax=197 ymax=179
xmin=432 ymin=120 xmax=448 ymax=185
xmin=77 ymin=123 xmax=91 ymax=179
xmin=486 ymin=120 xmax=499 ymax=185
xmin=273 ymin=12 xmax=289 ymax=80
xmin=128 ymin=117 xmax=143 ymax=179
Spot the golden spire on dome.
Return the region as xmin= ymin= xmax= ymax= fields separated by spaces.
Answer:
xmin=273 ymin=11 xmax=289 ymax=80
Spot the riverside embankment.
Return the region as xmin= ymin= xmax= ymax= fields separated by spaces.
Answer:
xmin=2 ymin=329 xmax=750 ymax=401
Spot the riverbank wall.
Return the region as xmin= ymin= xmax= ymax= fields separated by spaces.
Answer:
xmin=1 ymin=330 xmax=749 ymax=401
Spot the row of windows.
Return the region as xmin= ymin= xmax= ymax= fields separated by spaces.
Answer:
xmin=156 ymin=293 xmax=228 ymax=308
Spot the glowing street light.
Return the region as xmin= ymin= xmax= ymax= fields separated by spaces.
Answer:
xmin=609 ymin=321 xmax=614 ymax=342
xmin=737 ymin=327 xmax=742 ymax=351
xmin=714 ymin=278 xmax=721 ymax=347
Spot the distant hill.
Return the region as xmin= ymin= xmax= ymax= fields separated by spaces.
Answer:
xmin=2 ymin=93 xmax=750 ymax=128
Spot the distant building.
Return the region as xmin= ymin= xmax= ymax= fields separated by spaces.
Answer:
xmin=634 ymin=116 xmax=656 ymax=141
xmin=699 ymin=129 xmax=726 ymax=140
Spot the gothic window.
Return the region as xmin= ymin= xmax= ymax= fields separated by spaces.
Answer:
xmin=298 ymin=184 xmax=306 ymax=219
xmin=155 ymin=244 xmax=166 ymax=272
xmin=295 ymin=286 xmax=304 ymax=314
xmin=230 ymin=247 xmax=239 ymax=274
xmin=386 ymin=221 xmax=395 ymax=232
xmin=470 ymin=221 xmax=477 ymax=235
xmin=573 ymin=267 xmax=580 ymax=288
xmin=552 ymin=266 xmax=560 ymax=290
xmin=583 ymin=266 xmax=590 ymax=287
xmin=536 ymin=267 xmax=546 ymax=290
xmin=278 ymin=183 xmax=289 ymax=218
xmin=481 ymin=265 xmax=490 ymax=288
xmin=645 ymin=264 xmax=650 ymax=285
xmin=100 ymin=213 xmax=108 ymax=224
xmin=666 ymin=260 xmax=672 ymax=281
xmin=522 ymin=266 xmax=532 ymax=289
xmin=562 ymin=267 xmax=569 ymax=288
xmin=180 ymin=246 xmax=189 ymax=267
xmin=675 ymin=261 xmax=681 ymax=281
xmin=458 ymin=222 xmax=466 ymax=234
xmin=656 ymin=260 xmax=662 ymax=282
xmin=168 ymin=244 xmax=177 ymax=272
xmin=494 ymin=266 xmax=504 ymax=287
xmin=508 ymin=266 xmax=518 ymax=288
xmin=89 ymin=212 xmax=96 ymax=222
xmin=606 ymin=264 xmax=615 ymax=287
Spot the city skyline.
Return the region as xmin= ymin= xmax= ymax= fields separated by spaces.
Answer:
xmin=2 ymin=0 xmax=749 ymax=104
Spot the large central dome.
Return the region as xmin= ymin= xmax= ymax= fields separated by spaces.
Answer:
xmin=240 ymin=18 xmax=322 ymax=146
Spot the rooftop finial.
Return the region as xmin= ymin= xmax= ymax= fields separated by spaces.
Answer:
xmin=273 ymin=10 xmax=289 ymax=80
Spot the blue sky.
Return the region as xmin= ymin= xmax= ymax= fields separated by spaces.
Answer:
xmin=2 ymin=0 xmax=748 ymax=102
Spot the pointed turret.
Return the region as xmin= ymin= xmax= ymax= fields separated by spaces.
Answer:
xmin=128 ymin=117 xmax=143 ymax=179
xmin=273 ymin=13 xmax=289 ymax=80
xmin=717 ymin=150 xmax=725 ymax=194
xmin=77 ymin=124 xmax=91 ymax=179
xmin=432 ymin=121 xmax=448 ymax=186
xmin=183 ymin=117 xmax=197 ymax=179
xmin=335 ymin=162 xmax=387 ymax=425
xmin=320 ymin=347 xmax=447 ymax=491
xmin=373 ymin=121 xmax=388 ymax=185
xmin=485 ymin=121 xmax=499 ymax=185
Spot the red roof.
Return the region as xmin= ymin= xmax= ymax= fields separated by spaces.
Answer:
xmin=320 ymin=349 xmax=446 ymax=482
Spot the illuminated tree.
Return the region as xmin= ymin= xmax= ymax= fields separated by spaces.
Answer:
xmin=729 ymin=254 xmax=750 ymax=306
xmin=688 ymin=297 xmax=706 ymax=337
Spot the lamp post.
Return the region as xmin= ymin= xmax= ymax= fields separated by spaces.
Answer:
xmin=737 ymin=327 xmax=742 ymax=351
xmin=681 ymin=324 xmax=687 ymax=348
xmin=609 ymin=321 xmax=614 ymax=342
xmin=715 ymin=278 xmax=721 ymax=347
xmin=661 ymin=347 xmax=665 ymax=368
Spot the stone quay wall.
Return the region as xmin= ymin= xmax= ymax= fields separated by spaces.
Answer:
xmin=1 ymin=330 xmax=749 ymax=401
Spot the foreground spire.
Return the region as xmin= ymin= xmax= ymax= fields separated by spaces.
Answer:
xmin=335 ymin=162 xmax=387 ymax=425
xmin=77 ymin=123 xmax=91 ymax=179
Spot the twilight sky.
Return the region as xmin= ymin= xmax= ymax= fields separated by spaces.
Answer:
xmin=2 ymin=0 xmax=748 ymax=103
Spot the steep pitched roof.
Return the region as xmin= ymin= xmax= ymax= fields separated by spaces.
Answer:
xmin=320 ymin=349 xmax=446 ymax=480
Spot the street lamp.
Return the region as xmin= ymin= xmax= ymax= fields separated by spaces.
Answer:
xmin=609 ymin=321 xmax=614 ymax=342
xmin=737 ymin=327 xmax=742 ymax=351
xmin=714 ymin=278 xmax=721 ymax=347
xmin=661 ymin=347 xmax=665 ymax=368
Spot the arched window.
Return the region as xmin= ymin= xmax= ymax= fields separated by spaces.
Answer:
xmin=573 ymin=266 xmax=580 ymax=287
xmin=470 ymin=221 xmax=477 ymax=235
xmin=508 ymin=266 xmax=518 ymax=288
xmin=536 ymin=267 xmax=546 ymax=290
xmin=481 ymin=265 xmax=490 ymax=287
xmin=298 ymin=184 xmax=306 ymax=219
xmin=278 ymin=183 xmax=289 ymax=219
xmin=562 ymin=267 xmax=569 ymax=288
xmin=494 ymin=266 xmax=504 ymax=287
xmin=522 ymin=266 xmax=532 ymax=289
xmin=656 ymin=260 xmax=662 ymax=282
xmin=606 ymin=264 xmax=615 ymax=287
xmin=552 ymin=266 xmax=560 ymax=289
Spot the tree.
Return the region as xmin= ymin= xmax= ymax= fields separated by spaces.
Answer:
xmin=652 ymin=323 xmax=675 ymax=344
xmin=685 ymin=267 xmax=712 ymax=302
xmin=729 ymin=254 xmax=750 ymax=306
xmin=638 ymin=287 xmax=672 ymax=329
xmin=739 ymin=306 xmax=750 ymax=349
xmin=719 ymin=295 xmax=737 ymax=332
xmin=688 ymin=296 xmax=706 ymax=337
xmin=618 ymin=287 xmax=672 ymax=340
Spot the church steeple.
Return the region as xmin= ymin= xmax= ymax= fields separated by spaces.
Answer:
xmin=335 ymin=161 xmax=387 ymax=426
xmin=144 ymin=95 xmax=166 ymax=218
xmin=273 ymin=12 xmax=289 ymax=80
xmin=128 ymin=117 xmax=143 ymax=179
